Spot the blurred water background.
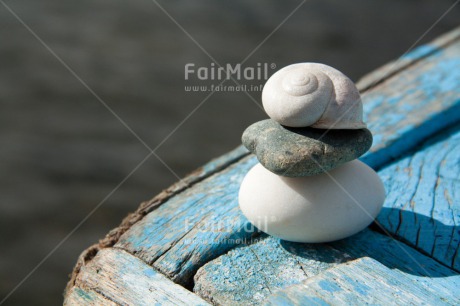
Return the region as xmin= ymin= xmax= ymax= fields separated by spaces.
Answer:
xmin=0 ymin=0 xmax=459 ymax=305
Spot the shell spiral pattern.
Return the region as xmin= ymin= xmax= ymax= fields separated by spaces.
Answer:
xmin=262 ymin=63 xmax=366 ymax=129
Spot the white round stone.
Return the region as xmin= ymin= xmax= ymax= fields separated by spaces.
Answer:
xmin=238 ymin=160 xmax=386 ymax=243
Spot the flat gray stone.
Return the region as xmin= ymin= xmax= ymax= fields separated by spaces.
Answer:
xmin=242 ymin=119 xmax=372 ymax=177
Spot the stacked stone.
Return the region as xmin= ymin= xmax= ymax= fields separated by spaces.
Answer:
xmin=242 ymin=120 xmax=372 ymax=177
xmin=238 ymin=63 xmax=385 ymax=243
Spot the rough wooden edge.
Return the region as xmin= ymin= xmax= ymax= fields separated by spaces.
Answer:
xmin=356 ymin=26 xmax=460 ymax=92
xmin=70 ymin=248 xmax=211 ymax=305
xmin=64 ymin=26 xmax=460 ymax=298
xmin=64 ymin=146 xmax=249 ymax=296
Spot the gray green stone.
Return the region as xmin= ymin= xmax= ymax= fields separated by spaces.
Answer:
xmin=242 ymin=119 xmax=373 ymax=177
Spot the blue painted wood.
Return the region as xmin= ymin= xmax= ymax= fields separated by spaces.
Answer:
xmin=65 ymin=27 xmax=460 ymax=305
xmin=66 ymin=248 xmax=210 ymax=305
xmin=113 ymin=31 xmax=460 ymax=289
xmin=115 ymin=155 xmax=258 ymax=285
xmin=263 ymin=257 xmax=458 ymax=306
xmin=377 ymin=123 xmax=460 ymax=271
xmin=194 ymin=229 xmax=460 ymax=305
xmin=194 ymin=233 xmax=352 ymax=305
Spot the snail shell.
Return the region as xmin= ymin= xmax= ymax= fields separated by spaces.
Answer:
xmin=262 ymin=63 xmax=366 ymax=129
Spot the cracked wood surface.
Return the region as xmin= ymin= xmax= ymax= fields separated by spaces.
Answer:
xmin=67 ymin=248 xmax=210 ymax=306
xmin=65 ymin=26 xmax=460 ymax=305
xmin=378 ymin=122 xmax=460 ymax=271
xmin=194 ymin=229 xmax=460 ymax=305
xmin=64 ymin=145 xmax=249 ymax=294
xmin=194 ymin=234 xmax=353 ymax=305
xmin=263 ymin=257 xmax=458 ymax=306
xmin=114 ymin=155 xmax=259 ymax=287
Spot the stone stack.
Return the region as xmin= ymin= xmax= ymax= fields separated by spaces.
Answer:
xmin=238 ymin=63 xmax=385 ymax=243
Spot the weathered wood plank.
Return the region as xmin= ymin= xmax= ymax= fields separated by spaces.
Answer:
xmin=113 ymin=33 xmax=460 ymax=289
xmin=64 ymin=287 xmax=117 ymax=306
xmin=194 ymin=233 xmax=353 ymax=305
xmin=71 ymin=248 xmax=210 ymax=305
xmin=115 ymin=155 xmax=258 ymax=286
xmin=65 ymin=26 xmax=460 ymax=303
xmin=65 ymin=145 xmax=249 ymax=294
xmin=263 ymin=257 xmax=458 ymax=306
xmin=194 ymin=229 xmax=460 ymax=305
xmin=377 ymin=123 xmax=460 ymax=271
xmin=330 ymin=228 xmax=459 ymax=295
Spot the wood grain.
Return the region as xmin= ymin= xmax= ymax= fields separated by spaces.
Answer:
xmin=263 ymin=257 xmax=458 ymax=306
xmin=378 ymin=123 xmax=460 ymax=271
xmin=69 ymin=248 xmax=210 ymax=305
xmin=114 ymin=155 xmax=258 ymax=286
xmin=194 ymin=229 xmax=460 ymax=305
xmin=65 ymin=145 xmax=249 ymax=293
xmin=194 ymin=233 xmax=353 ymax=305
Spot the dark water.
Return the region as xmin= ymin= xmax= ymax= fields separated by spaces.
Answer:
xmin=0 ymin=0 xmax=458 ymax=304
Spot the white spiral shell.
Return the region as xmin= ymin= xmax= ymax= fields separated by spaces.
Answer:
xmin=262 ymin=63 xmax=366 ymax=129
